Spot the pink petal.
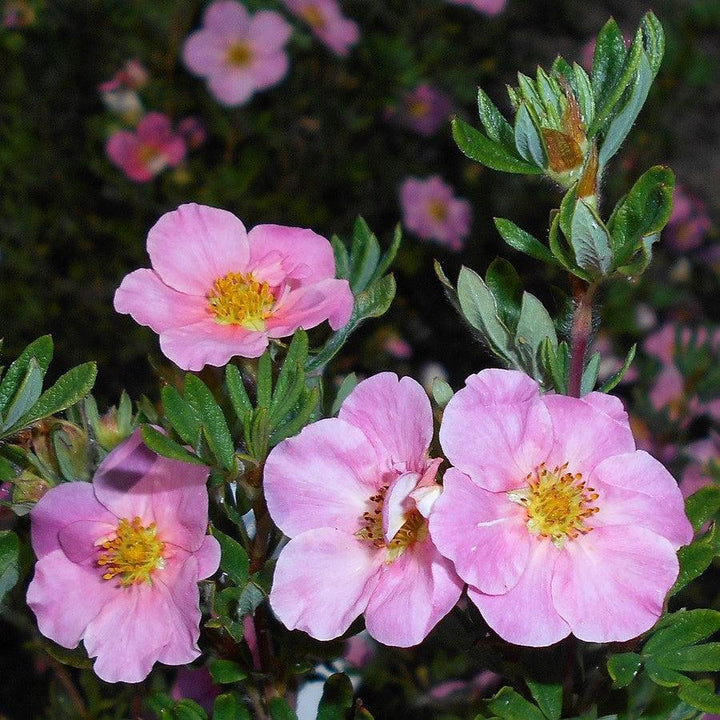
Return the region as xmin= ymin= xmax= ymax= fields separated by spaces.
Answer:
xmin=195 ymin=534 xmax=221 ymax=579
xmin=364 ymin=538 xmax=463 ymax=647
xmin=27 ymin=550 xmax=117 ymax=649
xmin=249 ymin=51 xmax=289 ymax=88
xmin=542 ymin=392 xmax=635 ymax=475
xmin=338 ymin=373 xmax=433 ymax=473
xmin=552 ymin=526 xmax=680 ymax=643
xmin=31 ymin=481 xmax=115 ymax=559
xmin=203 ymin=0 xmax=249 ymax=31
xmin=440 ymin=369 xmax=553 ymax=492
xmin=264 ymin=418 xmax=381 ymax=538
xmin=269 ymin=528 xmax=379 ymax=640
xmin=383 ymin=471 xmax=421 ymax=543
xmin=182 ymin=30 xmax=228 ymax=76
xmin=106 ymin=131 xmax=138 ymax=167
xmin=59 ymin=520 xmax=118 ymax=565
xmin=137 ymin=112 xmax=172 ymax=140
xmin=207 ymin=69 xmax=256 ymax=106
xmin=160 ymin=318 xmax=269 ymax=370
xmin=147 ymin=203 xmax=250 ymax=295
xmin=469 ymin=540 xmax=570 ymax=646
xmin=591 ymin=451 xmax=693 ymax=548
xmin=429 ymin=468 xmax=530 ymax=594
xmin=248 ymin=11 xmax=292 ymax=49
xmin=113 ymin=269 xmax=207 ymax=333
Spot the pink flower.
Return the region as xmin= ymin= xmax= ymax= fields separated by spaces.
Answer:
xmin=265 ymin=373 xmax=463 ymax=646
xmin=114 ymin=203 xmax=353 ymax=371
xmin=665 ymin=184 xmax=711 ymax=252
xmin=182 ymin=0 xmax=292 ymax=106
xmin=385 ymin=84 xmax=453 ymax=137
xmin=26 ymin=430 xmax=221 ymax=683
xmin=681 ymin=436 xmax=719 ymax=499
xmin=282 ymin=0 xmax=359 ymax=56
xmin=99 ymin=59 xmax=149 ymax=93
xmin=178 ymin=116 xmax=208 ymax=149
xmin=171 ymin=667 xmax=221 ymax=713
xmin=106 ymin=112 xmax=186 ymax=183
xmin=445 ymin=0 xmax=506 ymax=16
xmin=430 ymin=369 xmax=692 ymax=646
xmin=399 ymin=176 xmax=472 ymax=251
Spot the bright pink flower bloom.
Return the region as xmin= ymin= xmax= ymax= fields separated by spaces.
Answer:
xmin=385 ymin=83 xmax=453 ymax=137
xmin=265 ymin=373 xmax=463 ymax=646
xmin=182 ymin=0 xmax=292 ymax=106
xmin=445 ymin=0 xmax=506 ymax=16
xmin=430 ymin=369 xmax=692 ymax=646
xmin=283 ymin=0 xmax=359 ymax=56
xmin=26 ymin=430 xmax=220 ymax=683
xmin=106 ymin=112 xmax=186 ymax=183
xmin=114 ymin=203 xmax=353 ymax=370
xmin=399 ymin=176 xmax=471 ymax=251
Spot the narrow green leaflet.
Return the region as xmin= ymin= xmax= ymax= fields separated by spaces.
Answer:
xmin=590 ymin=18 xmax=631 ymax=127
xmin=570 ymin=200 xmax=613 ymax=278
xmin=213 ymin=528 xmax=250 ymax=587
xmin=677 ymin=680 xmax=720 ymax=714
xmin=486 ymin=258 xmax=524 ymax=334
xmin=514 ymin=103 xmax=547 ymax=168
xmin=0 ymin=530 xmax=20 ymax=602
xmin=0 ymin=335 xmax=53 ymax=415
xmin=0 ymin=358 xmax=43 ymax=432
xmin=599 ymin=344 xmax=636 ymax=393
xmin=526 ymin=678 xmax=562 ymax=720
xmin=432 ymin=377 xmax=454 ymax=409
xmin=515 ymin=292 xmax=558 ymax=380
xmin=140 ymin=425 xmax=205 ymax=466
xmin=208 ymin=659 xmax=248 ymax=684
xmin=161 ymin=386 xmax=202 ymax=446
xmin=330 ymin=373 xmax=358 ymax=416
xmin=607 ymin=652 xmax=643 ymax=688
xmin=213 ymin=694 xmax=251 ymax=720
xmin=349 ymin=217 xmax=381 ymax=294
xmin=477 ymin=87 xmax=515 ymax=147
xmin=580 ymin=352 xmax=601 ymax=395
xmin=316 ymin=673 xmax=355 ymax=720
xmin=494 ymin=217 xmax=562 ymax=268
xmin=225 ymin=365 xmax=253 ymax=424
xmin=670 ymin=524 xmax=719 ymax=596
xmin=486 ymin=687 xmax=546 ymax=720
xmin=684 ymin=485 xmax=720 ymax=532
xmin=369 ymin=224 xmax=402 ymax=285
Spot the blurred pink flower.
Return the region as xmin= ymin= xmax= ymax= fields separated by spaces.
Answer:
xmin=681 ymin=436 xmax=720 ymax=499
xmin=178 ymin=116 xmax=208 ymax=149
xmin=665 ymin=184 xmax=711 ymax=252
xmin=385 ymin=84 xmax=453 ymax=137
xmin=182 ymin=0 xmax=292 ymax=106
xmin=265 ymin=373 xmax=463 ymax=646
xmin=399 ymin=176 xmax=471 ymax=251
xmin=106 ymin=112 xmax=186 ymax=182
xmin=99 ymin=59 xmax=149 ymax=93
xmin=171 ymin=667 xmax=221 ymax=713
xmin=283 ymin=0 xmax=359 ymax=56
xmin=431 ymin=369 xmax=692 ymax=646
xmin=3 ymin=0 xmax=35 ymax=28
xmin=445 ymin=0 xmax=506 ymax=16
xmin=114 ymin=203 xmax=353 ymax=370
xmin=26 ymin=430 xmax=220 ymax=683
xmin=383 ymin=331 xmax=412 ymax=359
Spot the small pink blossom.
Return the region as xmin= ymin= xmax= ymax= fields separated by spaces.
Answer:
xmin=430 ymin=369 xmax=692 ymax=646
xmin=114 ymin=203 xmax=353 ymax=371
xmin=400 ymin=176 xmax=471 ymax=251
xmin=26 ymin=430 xmax=221 ymax=683
xmin=171 ymin=667 xmax=221 ymax=713
xmin=3 ymin=0 xmax=35 ymax=28
xmin=445 ymin=0 xmax=506 ymax=16
xmin=265 ymin=373 xmax=463 ymax=646
xmin=282 ymin=0 xmax=359 ymax=56
xmin=99 ymin=59 xmax=149 ymax=93
xmin=182 ymin=0 xmax=292 ymax=106
xmin=385 ymin=84 xmax=453 ymax=137
xmin=681 ymin=435 xmax=720 ymax=500
xmin=106 ymin=112 xmax=186 ymax=183
xmin=665 ymin=184 xmax=711 ymax=252
xmin=178 ymin=116 xmax=208 ymax=149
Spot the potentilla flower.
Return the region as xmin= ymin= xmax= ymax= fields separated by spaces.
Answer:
xmin=26 ymin=429 xmax=220 ymax=683
xmin=665 ymin=184 xmax=711 ymax=253
xmin=445 ymin=0 xmax=506 ymax=16
xmin=282 ymin=0 xmax=359 ymax=56
xmin=430 ymin=369 xmax=692 ymax=646
xmin=114 ymin=203 xmax=353 ymax=370
xmin=106 ymin=112 xmax=186 ymax=183
xmin=265 ymin=373 xmax=463 ymax=646
xmin=182 ymin=0 xmax=292 ymax=107
xmin=399 ymin=176 xmax=471 ymax=251
xmin=385 ymin=83 xmax=453 ymax=137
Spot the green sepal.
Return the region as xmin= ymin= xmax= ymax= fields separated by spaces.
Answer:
xmin=598 ymin=343 xmax=636 ymax=393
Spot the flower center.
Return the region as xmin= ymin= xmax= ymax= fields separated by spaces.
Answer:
xmin=226 ymin=41 xmax=253 ymax=68
xmin=508 ymin=463 xmax=599 ymax=548
xmin=96 ymin=517 xmax=166 ymax=586
xmin=355 ymin=485 xmax=428 ymax=562
xmin=300 ymin=5 xmax=327 ymax=30
xmin=207 ymin=271 xmax=275 ymax=330
xmin=408 ymin=99 xmax=430 ymax=119
xmin=427 ymin=199 xmax=448 ymax=222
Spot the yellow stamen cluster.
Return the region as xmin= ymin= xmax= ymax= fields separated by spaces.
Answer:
xmin=355 ymin=485 xmax=428 ymax=562
xmin=427 ymin=199 xmax=449 ymax=222
xmin=510 ymin=463 xmax=599 ymax=548
xmin=226 ymin=41 xmax=253 ymax=68
xmin=207 ymin=271 xmax=275 ymax=330
xmin=300 ymin=5 xmax=327 ymax=30
xmin=97 ymin=517 xmax=166 ymax=587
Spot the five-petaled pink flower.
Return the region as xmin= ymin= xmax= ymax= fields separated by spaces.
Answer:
xmin=430 ymin=369 xmax=692 ymax=647
xmin=445 ymin=0 xmax=506 ymax=16
xmin=182 ymin=0 xmax=292 ymax=106
xmin=265 ymin=373 xmax=463 ymax=646
xmin=26 ymin=429 xmax=221 ymax=683
xmin=385 ymin=83 xmax=453 ymax=137
xmin=399 ymin=176 xmax=472 ymax=251
xmin=106 ymin=112 xmax=186 ymax=183
xmin=114 ymin=203 xmax=353 ymax=371
xmin=282 ymin=0 xmax=359 ymax=56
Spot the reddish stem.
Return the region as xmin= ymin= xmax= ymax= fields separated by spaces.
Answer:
xmin=567 ymin=276 xmax=597 ymax=398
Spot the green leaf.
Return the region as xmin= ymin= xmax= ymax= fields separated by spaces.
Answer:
xmin=270 ymin=332 xmax=309 ymax=428
xmin=161 ymin=386 xmax=202 ymax=446
xmin=526 ymin=678 xmax=562 ymax=720
xmin=330 ymin=373 xmax=358 ymax=416
xmin=640 ymin=12 xmax=665 ymax=76
xmin=269 ymin=386 xmax=319 ymax=446
xmin=331 ymin=236 xmax=351 ymax=280
xmin=477 ymin=87 xmax=515 ymax=147
xmin=487 ymin=687 xmax=546 ymax=720
xmin=140 ymin=425 xmax=205 ymax=465
xmin=541 ymin=338 xmax=570 ymax=394
xmin=607 ymin=652 xmax=643 ymax=688
xmin=268 ymin=697 xmax=298 ymax=720
xmin=369 ymin=224 xmax=402 ymax=285
xmin=213 ymin=528 xmax=250 ymax=587
xmin=670 ymin=524 xmax=719 ymax=596
xmin=317 ymin=673 xmax=355 ymax=720
xmin=226 ymin=365 xmax=253 ymax=424
xmin=570 ymin=200 xmax=613 ymax=277
xmin=571 ymin=62 xmax=596 ymax=128
xmin=644 ymin=660 xmax=688 ymax=688
xmin=599 ymin=343 xmax=636 ymax=393
xmin=590 ymin=18 xmax=631 ymax=127
xmin=170 ymin=699 xmax=208 ymax=720
xmin=0 ymin=335 xmax=53 ymax=415
xmin=515 ymin=292 xmax=558 ymax=380
xmin=432 ymin=378 xmax=454 ymax=409
xmin=1 ymin=358 xmax=43 ymax=431
xmin=256 ymin=352 xmax=273 ymax=410
xmin=0 ymin=530 xmax=20 ymax=602
xmin=213 ymin=694 xmax=250 ymax=720
xmin=684 ymin=486 xmax=720 ymax=532
xmin=644 ymin=610 xmax=720 ymax=656
xmin=677 ymin=679 xmax=720 ymax=713
xmin=548 ymin=213 xmax=591 ymax=280
xmin=494 ymin=218 xmax=562 ymax=268
xmin=349 ymin=217 xmax=382 ymax=294
xmin=664 ymin=643 xmax=720 ymax=673
xmin=452 ymin=117 xmax=543 ymax=174
xmin=581 ymin=352 xmax=601 ymax=395
xmin=486 ymin=257 xmax=524 ymax=333
xmin=208 ymin=659 xmax=248 ymax=684
xmin=514 ymin=103 xmax=547 ymax=168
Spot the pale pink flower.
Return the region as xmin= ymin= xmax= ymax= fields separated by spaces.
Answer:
xmin=265 ymin=373 xmax=463 ymax=646
xmin=385 ymin=83 xmax=453 ymax=137
xmin=99 ymin=60 xmax=150 ymax=120
xmin=178 ymin=116 xmax=208 ymax=149
xmin=182 ymin=0 xmax=292 ymax=106
xmin=282 ymin=0 xmax=359 ymax=56
xmin=430 ymin=369 xmax=692 ymax=646
xmin=665 ymin=184 xmax=711 ymax=252
xmin=399 ymin=176 xmax=471 ymax=251
xmin=106 ymin=112 xmax=186 ymax=183
xmin=114 ymin=203 xmax=353 ymax=371
xmin=445 ymin=0 xmax=506 ymax=16
xmin=99 ymin=59 xmax=149 ymax=93
xmin=680 ymin=435 xmax=720 ymax=499
xmin=26 ymin=430 xmax=221 ymax=683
